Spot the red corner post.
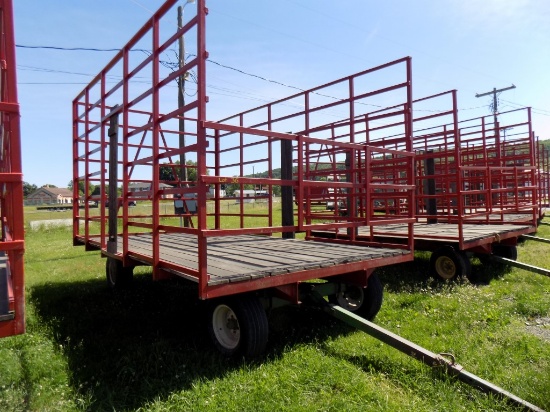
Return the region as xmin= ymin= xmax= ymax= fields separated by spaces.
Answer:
xmin=0 ymin=0 xmax=25 ymax=338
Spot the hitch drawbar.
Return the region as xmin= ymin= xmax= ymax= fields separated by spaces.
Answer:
xmin=491 ymin=255 xmax=550 ymax=278
xmin=306 ymin=289 xmax=545 ymax=412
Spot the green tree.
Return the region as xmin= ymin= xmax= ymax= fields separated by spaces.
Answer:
xmin=22 ymin=182 xmax=38 ymax=198
xmin=159 ymin=160 xmax=206 ymax=184
xmin=68 ymin=179 xmax=95 ymax=195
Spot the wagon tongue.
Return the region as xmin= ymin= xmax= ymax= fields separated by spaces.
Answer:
xmin=303 ymin=286 xmax=545 ymax=412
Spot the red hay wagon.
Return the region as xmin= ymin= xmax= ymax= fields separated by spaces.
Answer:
xmin=72 ymin=0 xmax=415 ymax=356
xmin=310 ymin=90 xmax=537 ymax=279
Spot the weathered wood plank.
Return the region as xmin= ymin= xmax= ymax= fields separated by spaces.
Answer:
xmin=364 ymin=223 xmax=533 ymax=242
xmin=116 ymin=233 xmax=409 ymax=286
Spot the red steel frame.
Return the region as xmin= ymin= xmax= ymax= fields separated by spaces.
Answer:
xmin=458 ymin=107 xmax=538 ymax=225
xmin=302 ymin=89 xmax=536 ymax=252
xmin=409 ymin=93 xmax=536 ymax=251
xmin=0 ymin=0 xmax=25 ymax=338
xmin=536 ymin=138 xmax=549 ymax=212
xmin=72 ymin=0 xmax=415 ymax=300
xmin=215 ymin=57 xmax=416 ymax=249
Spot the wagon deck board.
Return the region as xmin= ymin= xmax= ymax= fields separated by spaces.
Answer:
xmin=117 ymin=233 xmax=410 ymax=285
xmin=366 ymin=222 xmax=533 ymax=243
xmin=483 ymin=213 xmax=534 ymax=223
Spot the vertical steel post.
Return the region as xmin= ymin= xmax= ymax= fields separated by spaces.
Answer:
xmin=122 ymin=47 xmax=130 ymax=261
xmin=281 ymin=138 xmax=295 ymax=239
xmin=424 ymin=154 xmax=437 ymax=224
xmin=107 ymin=107 xmax=119 ymax=255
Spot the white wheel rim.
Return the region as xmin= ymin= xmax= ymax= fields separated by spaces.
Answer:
xmin=435 ymin=256 xmax=456 ymax=279
xmin=212 ymin=304 xmax=240 ymax=350
xmin=336 ymin=286 xmax=364 ymax=312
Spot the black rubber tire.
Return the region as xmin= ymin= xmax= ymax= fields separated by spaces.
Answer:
xmin=458 ymin=251 xmax=472 ymax=277
xmin=105 ymin=257 xmax=133 ymax=289
xmin=208 ymin=295 xmax=268 ymax=358
xmin=430 ymin=246 xmax=467 ymax=280
xmin=329 ymin=273 xmax=383 ymax=321
xmin=492 ymin=244 xmax=518 ymax=261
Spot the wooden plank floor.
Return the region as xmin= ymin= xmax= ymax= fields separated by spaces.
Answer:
xmin=484 ymin=213 xmax=534 ymax=223
xmin=364 ymin=222 xmax=533 ymax=242
xmin=119 ymin=233 xmax=410 ymax=286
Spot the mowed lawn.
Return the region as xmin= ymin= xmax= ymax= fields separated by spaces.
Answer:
xmin=0 ymin=206 xmax=549 ymax=411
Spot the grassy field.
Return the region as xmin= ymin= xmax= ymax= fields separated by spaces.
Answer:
xmin=0 ymin=207 xmax=549 ymax=411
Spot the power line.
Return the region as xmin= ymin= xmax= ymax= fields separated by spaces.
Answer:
xmin=15 ymin=44 xmax=524 ymax=115
xmin=16 ymin=44 xmax=125 ymax=52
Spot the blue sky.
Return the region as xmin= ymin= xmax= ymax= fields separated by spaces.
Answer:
xmin=13 ymin=0 xmax=550 ymax=187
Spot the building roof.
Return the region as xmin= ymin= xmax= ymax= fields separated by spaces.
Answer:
xmin=28 ymin=187 xmax=72 ymax=198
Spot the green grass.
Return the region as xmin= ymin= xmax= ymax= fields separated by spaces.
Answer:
xmin=0 ymin=214 xmax=549 ymax=410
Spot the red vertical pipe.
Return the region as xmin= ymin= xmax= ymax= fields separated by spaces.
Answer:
xmin=239 ymin=113 xmax=244 ymax=228
xmin=527 ymin=108 xmax=537 ymax=224
xmin=0 ymin=0 xmax=25 ymax=336
xmin=405 ymin=57 xmax=414 ymax=252
xmin=296 ymin=135 xmax=304 ymax=231
xmin=451 ymin=90 xmax=464 ymax=250
xmin=214 ymin=129 xmax=221 ymax=229
xmin=348 ymin=78 xmax=356 ymax=240
xmin=122 ymin=47 xmax=130 ymax=262
xmin=267 ymin=105 xmax=273 ymax=228
xmin=72 ymin=100 xmax=80 ymax=242
xmin=151 ymin=15 xmax=161 ymax=280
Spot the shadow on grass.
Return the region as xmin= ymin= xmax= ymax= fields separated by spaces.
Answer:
xmin=30 ymin=275 xmax=213 ymax=410
xmin=28 ymin=274 xmax=347 ymax=411
xmin=28 ymin=252 xmax=515 ymax=411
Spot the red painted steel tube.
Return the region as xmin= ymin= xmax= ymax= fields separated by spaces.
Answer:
xmin=0 ymin=0 xmax=25 ymax=338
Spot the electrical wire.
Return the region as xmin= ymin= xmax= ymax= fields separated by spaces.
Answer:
xmin=15 ymin=44 xmax=545 ymax=117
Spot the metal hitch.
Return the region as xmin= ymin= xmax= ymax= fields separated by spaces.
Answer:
xmin=305 ymin=287 xmax=545 ymax=412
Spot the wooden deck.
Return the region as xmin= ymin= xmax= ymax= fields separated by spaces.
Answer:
xmin=118 ymin=233 xmax=411 ymax=286
xmin=367 ymin=222 xmax=534 ymax=244
xmin=483 ymin=213 xmax=535 ymax=223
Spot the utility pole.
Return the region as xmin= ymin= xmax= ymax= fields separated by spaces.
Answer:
xmin=177 ymin=5 xmax=188 ymax=185
xmin=475 ymin=84 xmax=516 ymax=167
xmin=178 ymin=1 xmax=195 ymax=227
xmin=475 ymin=84 xmax=516 ymax=127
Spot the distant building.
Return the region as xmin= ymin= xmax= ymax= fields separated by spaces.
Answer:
xmin=26 ymin=186 xmax=73 ymax=205
xmin=128 ymin=183 xmax=174 ymax=199
xmin=234 ymin=189 xmax=269 ymax=203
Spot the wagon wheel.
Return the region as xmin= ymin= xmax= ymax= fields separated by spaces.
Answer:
xmin=492 ymin=244 xmax=518 ymax=261
xmin=105 ymin=257 xmax=134 ymax=289
xmin=430 ymin=246 xmax=468 ymax=280
xmin=459 ymin=251 xmax=471 ymax=277
xmin=329 ymin=273 xmax=383 ymax=321
xmin=208 ymin=295 xmax=268 ymax=358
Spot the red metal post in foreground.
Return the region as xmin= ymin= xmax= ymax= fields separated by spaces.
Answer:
xmin=0 ymin=0 xmax=25 ymax=338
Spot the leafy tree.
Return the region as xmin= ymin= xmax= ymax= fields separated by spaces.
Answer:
xmin=68 ymin=179 xmax=95 ymax=195
xmin=159 ymin=160 xmax=206 ymax=184
xmin=22 ymin=182 xmax=38 ymax=198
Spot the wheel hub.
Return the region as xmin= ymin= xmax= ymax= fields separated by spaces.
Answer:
xmin=212 ymin=304 xmax=240 ymax=350
xmin=336 ymin=286 xmax=364 ymax=311
xmin=435 ymin=256 xmax=456 ymax=279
